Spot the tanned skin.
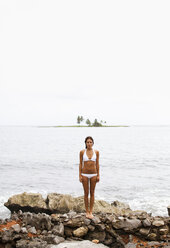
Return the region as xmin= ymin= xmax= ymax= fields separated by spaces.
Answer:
xmin=79 ymin=138 xmax=100 ymax=219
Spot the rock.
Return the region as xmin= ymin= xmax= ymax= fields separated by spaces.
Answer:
xmin=27 ymin=226 xmax=37 ymax=234
xmin=49 ymin=240 xmax=108 ymax=247
xmin=64 ymin=226 xmax=73 ymax=237
xmin=64 ymin=216 xmax=84 ymax=227
xmin=91 ymin=216 xmax=101 ymax=225
xmin=168 ymin=206 xmax=170 ymax=216
xmin=67 ymin=210 xmax=77 ymax=218
xmin=112 ymin=218 xmax=142 ymax=231
xmin=4 ymin=192 xmax=48 ymax=214
xmin=142 ymin=218 xmax=151 ymax=227
xmin=111 ymin=200 xmax=131 ymax=210
xmin=139 ymin=227 xmax=150 ymax=236
xmin=48 ymin=193 xmax=75 ymax=213
xmin=43 ymin=234 xmax=59 ymax=243
xmin=152 ymin=220 xmax=164 ymax=227
xmin=5 ymin=192 xmax=132 ymax=216
xmin=88 ymin=224 xmax=95 ymax=231
xmin=47 ymin=193 xmax=126 ymax=215
xmin=73 ymin=226 xmax=88 ymax=237
xmin=83 ymin=217 xmax=91 ymax=225
xmin=85 ymin=230 xmax=106 ymax=242
xmin=147 ymin=241 xmax=161 ymax=246
xmin=95 ymin=223 xmax=105 ymax=231
xmin=147 ymin=233 xmax=157 ymax=240
xmin=11 ymin=224 xmax=21 ymax=233
xmin=16 ymin=238 xmax=48 ymax=248
xmin=21 ymin=227 xmax=28 ymax=233
xmin=105 ymin=214 xmax=116 ymax=223
xmin=5 ymin=244 xmax=13 ymax=248
xmin=125 ymin=243 xmax=136 ymax=248
xmin=159 ymin=227 xmax=169 ymax=235
xmin=52 ymin=223 xmax=64 ymax=236
xmin=53 ymin=236 xmax=65 ymax=244
xmin=1 ymin=229 xmax=14 ymax=242
xmin=22 ymin=212 xmax=52 ymax=230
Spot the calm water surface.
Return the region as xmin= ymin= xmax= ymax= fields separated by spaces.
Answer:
xmin=0 ymin=126 xmax=170 ymax=218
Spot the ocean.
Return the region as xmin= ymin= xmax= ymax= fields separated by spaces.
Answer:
xmin=0 ymin=125 xmax=169 ymax=219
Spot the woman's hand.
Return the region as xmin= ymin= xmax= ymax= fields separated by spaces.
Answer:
xmin=96 ymin=175 xmax=100 ymax=183
xmin=79 ymin=175 xmax=83 ymax=183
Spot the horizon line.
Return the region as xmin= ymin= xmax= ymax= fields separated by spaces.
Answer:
xmin=0 ymin=124 xmax=170 ymax=127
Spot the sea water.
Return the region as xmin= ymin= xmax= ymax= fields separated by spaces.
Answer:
xmin=0 ymin=125 xmax=169 ymax=219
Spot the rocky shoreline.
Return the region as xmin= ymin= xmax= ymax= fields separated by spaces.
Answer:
xmin=0 ymin=192 xmax=170 ymax=248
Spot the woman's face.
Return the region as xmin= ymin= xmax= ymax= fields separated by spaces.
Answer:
xmin=86 ymin=138 xmax=93 ymax=148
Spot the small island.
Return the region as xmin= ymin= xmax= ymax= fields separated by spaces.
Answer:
xmin=37 ymin=116 xmax=129 ymax=128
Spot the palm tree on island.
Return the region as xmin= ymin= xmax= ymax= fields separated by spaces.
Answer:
xmin=77 ymin=116 xmax=106 ymax=127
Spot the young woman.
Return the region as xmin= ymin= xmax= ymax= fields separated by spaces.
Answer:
xmin=79 ymin=136 xmax=100 ymax=219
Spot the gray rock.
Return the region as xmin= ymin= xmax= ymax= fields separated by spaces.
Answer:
xmin=112 ymin=218 xmax=142 ymax=231
xmin=111 ymin=200 xmax=131 ymax=210
xmin=1 ymin=230 xmax=14 ymax=242
xmin=142 ymin=218 xmax=151 ymax=227
xmin=28 ymin=226 xmax=37 ymax=234
xmin=91 ymin=216 xmax=101 ymax=225
xmin=53 ymin=236 xmax=65 ymax=244
xmin=95 ymin=223 xmax=105 ymax=231
xmin=64 ymin=216 xmax=84 ymax=227
xmin=5 ymin=192 xmax=132 ymax=215
xmin=22 ymin=212 xmax=52 ymax=230
xmin=125 ymin=243 xmax=136 ymax=248
xmin=67 ymin=210 xmax=77 ymax=218
xmin=49 ymin=240 xmax=108 ymax=247
xmin=85 ymin=230 xmax=106 ymax=242
xmin=4 ymin=192 xmax=48 ymax=213
xmin=21 ymin=227 xmax=28 ymax=233
xmin=52 ymin=223 xmax=64 ymax=236
xmin=88 ymin=224 xmax=95 ymax=231
xmin=152 ymin=220 xmax=164 ymax=226
xmin=83 ymin=217 xmax=91 ymax=225
xmin=16 ymin=239 xmax=48 ymax=248
xmin=11 ymin=224 xmax=21 ymax=233
xmin=139 ymin=227 xmax=150 ymax=236
xmin=147 ymin=241 xmax=161 ymax=246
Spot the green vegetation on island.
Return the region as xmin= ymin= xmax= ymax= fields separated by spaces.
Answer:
xmin=77 ymin=115 xmax=106 ymax=127
xmin=37 ymin=116 xmax=129 ymax=128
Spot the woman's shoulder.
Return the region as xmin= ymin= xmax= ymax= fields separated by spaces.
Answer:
xmin=80 ymin=149 xmax=86 ymax=154
xmin=93 ymin=149 xmax=99 ymax=155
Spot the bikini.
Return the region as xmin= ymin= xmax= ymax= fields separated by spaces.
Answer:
xmin=81 ymin=148 xmax=97 ymax=179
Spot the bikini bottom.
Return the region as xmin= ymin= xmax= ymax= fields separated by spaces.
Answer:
xmin=81 ymin=173 xmax=97 ymax=179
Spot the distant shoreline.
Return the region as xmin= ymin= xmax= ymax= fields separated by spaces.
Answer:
xmin=37 ymin=125 xmax=129 ymax=128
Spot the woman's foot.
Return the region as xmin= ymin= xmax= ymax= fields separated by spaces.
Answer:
xmin=86 ymin=212 xmax=90 ymax=218
xmin=88 ymin=212 xmax=94 ymax=219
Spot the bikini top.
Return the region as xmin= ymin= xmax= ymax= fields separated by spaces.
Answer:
xmin=83 ymin=148 xmax=96 ymax=162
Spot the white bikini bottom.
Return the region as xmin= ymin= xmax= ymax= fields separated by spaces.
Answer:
xmin=81 ymin=173 xmax=97 ymax=179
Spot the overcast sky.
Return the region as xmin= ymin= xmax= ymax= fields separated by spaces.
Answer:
xmin=0 ymin=0 xmax=170 ymax=126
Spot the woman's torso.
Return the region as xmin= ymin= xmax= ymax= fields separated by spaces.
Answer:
xmin=81 ymin=148 xmax=97 ymax=174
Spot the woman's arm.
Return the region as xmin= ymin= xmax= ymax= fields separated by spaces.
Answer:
xmin=96 ymin=151 xmax=100 ymax=182
xmin=79 ymin=151 xmax=83 ymax=182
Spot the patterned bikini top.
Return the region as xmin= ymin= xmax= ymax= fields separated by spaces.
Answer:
xmin=83 ymin=148 xmax=96 ymax=162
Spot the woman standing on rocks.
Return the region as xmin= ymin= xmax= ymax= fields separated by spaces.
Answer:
xmin=79 ymin=136 xmax=100 ymax=219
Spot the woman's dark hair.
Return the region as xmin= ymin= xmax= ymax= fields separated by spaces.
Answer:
xmin=85 ymin=136 xmax=94 ymax=148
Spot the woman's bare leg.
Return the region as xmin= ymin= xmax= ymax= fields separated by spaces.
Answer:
xmin=82 ymin=175 xmax=89 ymax=217
xmin=89 ymin=175 xmax=97 ymax=219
